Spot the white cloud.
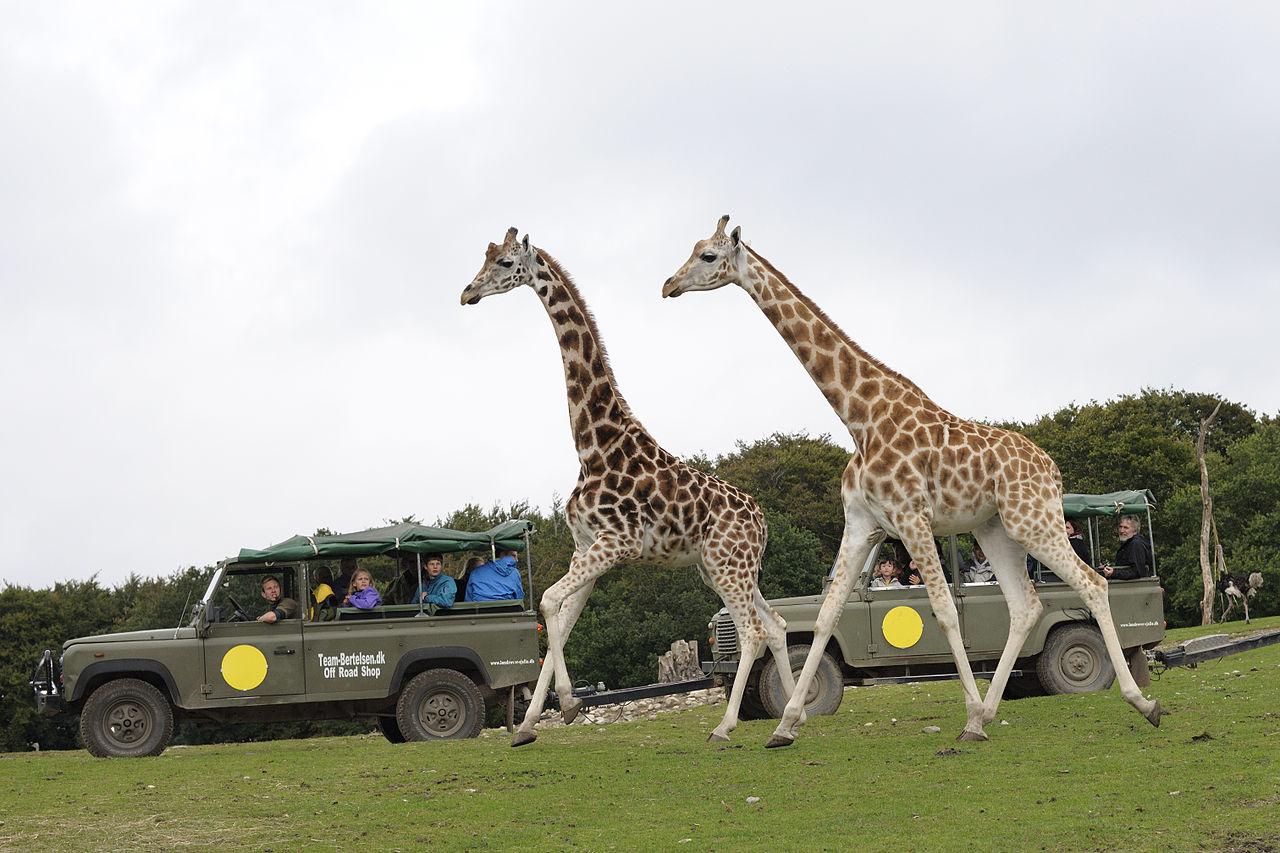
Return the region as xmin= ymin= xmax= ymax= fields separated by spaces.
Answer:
xmin=2 ymin=3 xmax=1278 ymax=586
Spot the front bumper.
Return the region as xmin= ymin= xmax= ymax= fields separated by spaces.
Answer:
xmin=31 ymin=649 xmax=67 ymax=717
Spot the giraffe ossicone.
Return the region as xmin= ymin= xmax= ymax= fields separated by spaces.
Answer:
xmin=664 ymin=215 xmax=1164 ymax=747
xmin=461 ymin=227 xmax=801 ymax=746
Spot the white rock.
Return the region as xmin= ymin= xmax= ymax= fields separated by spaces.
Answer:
xmin=922 ymin=726 xmax=941 ymax=734
xmin=746 ymin=796 xmax=761 ymax=804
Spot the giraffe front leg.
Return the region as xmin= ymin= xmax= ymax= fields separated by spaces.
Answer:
xmin=548 ymin=581 xmax=597 ymax=724
xmin=973 ymin=516 xmax=1044 ymax=727
xmin=512 ymin=540 xmax=624 ymax=747
xmin=767 ymin=524 xmax=877 ymax=748
xmin=893 ymin=517 xmax=989 ymax=741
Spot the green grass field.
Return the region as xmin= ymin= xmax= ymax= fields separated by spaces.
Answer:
xmin=3 ymin=617 xmax=1278 ymax=852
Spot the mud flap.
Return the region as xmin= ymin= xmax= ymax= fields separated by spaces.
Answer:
xmin=1127 ymin=646 xmax=1151 ymax=689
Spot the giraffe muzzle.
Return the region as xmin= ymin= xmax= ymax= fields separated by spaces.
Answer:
xmin=661 ymin=276 xmax=682 ymax=298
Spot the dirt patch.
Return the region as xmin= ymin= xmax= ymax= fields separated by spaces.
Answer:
xmin=1214 ymin=832 xmax=1279 ymax=853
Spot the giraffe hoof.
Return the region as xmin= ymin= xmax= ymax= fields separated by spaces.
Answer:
xmin=1144 ymin=700 xmax=1164 ymax=728
xmin=956 ymin=730 xmax=988 ymax=742
xmin=561 ymin=698 xmax=583 ymax=725
xmin=764 ymin=733 xmax=795 ymax=749
xmin=510 ymin=730 xmax=538 ymax=748
xmin=707 ymin=731 xmax=731 ymax=743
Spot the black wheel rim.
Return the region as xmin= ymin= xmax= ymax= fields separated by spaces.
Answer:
xmin=103 ymin=698 xmax=152 ymax=747
xmin=1061 ymin=643 xmax=1101 ymax=685
xmin=418 ymin=688 xmax=466 ymax=737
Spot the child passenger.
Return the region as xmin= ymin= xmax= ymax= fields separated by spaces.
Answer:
xmin=347 ymin=568 xmax=382 ymax=610
xmin=869 ymin=558 xmax=903 ymax=589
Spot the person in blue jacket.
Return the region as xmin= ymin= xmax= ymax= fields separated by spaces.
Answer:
xmin=411 ymin=553 xmax=457 ymax=608
xmin=464 ymin=548 xmax=524 ymax=602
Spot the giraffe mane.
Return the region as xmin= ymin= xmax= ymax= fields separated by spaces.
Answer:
xmin=535 ymin=249 xmax=648 ymax=431
xmin=745 ymin=245 xmax=932 ymax=401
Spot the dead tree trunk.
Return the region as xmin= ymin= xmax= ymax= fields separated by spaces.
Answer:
xmin=657 ymin=640 xmax=702 ymax=683
xmin=1198 ymin=400 xmax=1223 ymax=626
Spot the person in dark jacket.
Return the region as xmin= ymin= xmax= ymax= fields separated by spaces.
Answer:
xmin=1065 ymin=519 xmax=1091 ymax=566
xmin=411 ymin=553 xmax=457 ymax=608
xmin=465 ymin=548 xmax=524 ymax=602
xmin=1101 ymin=515 xmax=1152 ymax=580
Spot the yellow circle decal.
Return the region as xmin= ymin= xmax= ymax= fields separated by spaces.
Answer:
xmin=221 ymin=644 xmax=268 ymax=691
xmin=882 ymin=606 xmax=924 ymax=649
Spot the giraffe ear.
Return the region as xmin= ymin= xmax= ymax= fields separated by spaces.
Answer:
xmin=730 ymin=225 xmax=742 ymax=247
xmin=522 ymin=233 xmax=531 ymax=253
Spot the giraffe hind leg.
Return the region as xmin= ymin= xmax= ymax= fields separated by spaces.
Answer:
xmin=703 ymin=543 xmax=770 ymax=742
xmin=1025 ymin=528 xmax=1162 ymax=727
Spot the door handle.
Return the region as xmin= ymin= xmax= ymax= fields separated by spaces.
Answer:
xmin=273 ymin=647 xmax=296 ymax=656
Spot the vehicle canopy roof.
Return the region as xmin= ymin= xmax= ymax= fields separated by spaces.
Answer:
xmin=1061 ymin=490 xmax=1155 ymax=519
xmin=226 ymin=520 xmax=533 ymax=567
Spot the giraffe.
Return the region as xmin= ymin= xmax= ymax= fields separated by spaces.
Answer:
xmin=662 ymin=215 xmax=1163 ymax=747
xmin=460 ymin=227 xmax=799 ymax=746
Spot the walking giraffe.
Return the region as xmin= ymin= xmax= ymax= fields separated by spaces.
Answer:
xmin=662 ymin=216 xmax=1163 ymax=746
xmin=461 ymin=227 xmax=798 ymax=746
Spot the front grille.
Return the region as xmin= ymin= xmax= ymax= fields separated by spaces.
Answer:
xmin=715 ymin=615 xmax=739 ymax=657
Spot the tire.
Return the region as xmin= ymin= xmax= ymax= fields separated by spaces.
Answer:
xmin=1036 ymin=624 xmax=1116 ymax=694
xmin=378 ymin=715 xmax=406 ymax=743
xmin=395 ymin=669 xmax=485 ymax=741
xmin=725 ymin=675 xmax=770 ymax=720
xmin=79 ymin=678 xmax=174 ymax=758
xmin=759 ymin=644 xmax=844 ymax=719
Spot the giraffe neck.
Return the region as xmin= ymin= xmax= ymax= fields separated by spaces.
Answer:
xmin=741 ymin=248 xmax=935 ymax=447
xmin=533 ymin=252 xmax=651 ymax=469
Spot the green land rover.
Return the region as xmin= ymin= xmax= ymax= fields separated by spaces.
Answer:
xmin=707 ymin=491 xmax=1166 ymax=718
xmin=31 ymin=521 xmax=541 ymax=757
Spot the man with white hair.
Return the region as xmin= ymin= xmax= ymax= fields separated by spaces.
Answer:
xmin=1101 ymin=515 xmax=1152 ymax=580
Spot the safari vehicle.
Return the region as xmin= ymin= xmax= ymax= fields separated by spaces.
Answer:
xmin=31 ymin=521 xmax=541 ymax=757
xmin=705 ymin=491 xmax=1166 ymax=719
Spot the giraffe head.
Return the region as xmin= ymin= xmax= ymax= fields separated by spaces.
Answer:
xmin=460 ymin=226 xmax=538 ymax=305
xmin=661 ymin=214 xmax=749 ymax=298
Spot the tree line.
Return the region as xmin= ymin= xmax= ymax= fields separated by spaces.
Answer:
xmin=1 ymin=388 xmax=1274 ymax=752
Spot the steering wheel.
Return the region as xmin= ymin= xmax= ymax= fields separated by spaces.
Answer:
xmin=226 ymin=595 xmax=252 ymax=623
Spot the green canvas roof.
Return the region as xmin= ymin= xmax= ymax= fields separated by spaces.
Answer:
xmin=228 ymin=520 xmax=533 ymax=566
xmin=1061 ymin=490 xmax=1155 ymax=518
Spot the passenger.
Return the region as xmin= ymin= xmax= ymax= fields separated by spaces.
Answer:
xmin=310 ymin=567 xmax=338 ymax=620
xmin=346 ymin=568 xmax=383 ymax=609
xmin=385 ymin=555 xmax=421 ymax=605
xmin=1065 ymin=519 xmax=1091 ymax=566
xmin=457 ymin=555 xmax=485 ymax=597
xmin=464 ymin=548 xmax=525 ymax=602
xmin=904 ymin=545 xmax=952 ymax=585
xmin=869 ymin=558 xmax=904 ymax=589
xmin=411 ymin=553 xmax=457 ymax=608
xmin=1100 ymin=514 xmax=1152 ymax=580
xmin=257 ymin=576 xmax=299 ymax=623
xmin=961 ymin=545 xmax=996 ymax=584
xmin=334 ymin=557 xmax=357 ymax=605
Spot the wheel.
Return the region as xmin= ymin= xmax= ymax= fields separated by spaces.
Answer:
xmin=395 ymin=669 xmax=485 ymax=741
xmin=725 ymin=675 xmax=770 ymax=720
xmin=1036 ymin=624 xmax=1116 ymax=694
xmin=378 ymin=715 xmax=406 ymax=743
xmin=79 ymin=678 xmax=174 ymax=758
xmin=759 ymin=644 xmax=844 ymax=719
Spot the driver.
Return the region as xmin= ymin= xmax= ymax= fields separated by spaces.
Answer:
xmin=257 ymin=576 xmax=299 ymax=623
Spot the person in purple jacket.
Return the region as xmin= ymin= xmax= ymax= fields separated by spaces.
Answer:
xmin=347 ymin=568 xmax=382 ymax=609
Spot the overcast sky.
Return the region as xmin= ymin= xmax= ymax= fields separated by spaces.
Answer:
xmin=3 ymin=3 xmax=1278 ymax=587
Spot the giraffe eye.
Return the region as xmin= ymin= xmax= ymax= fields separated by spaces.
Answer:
xmin=498 ymin=259 xmax=514 ymax=269
xmin=700 ymin=253 xmax=717 ymax=263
